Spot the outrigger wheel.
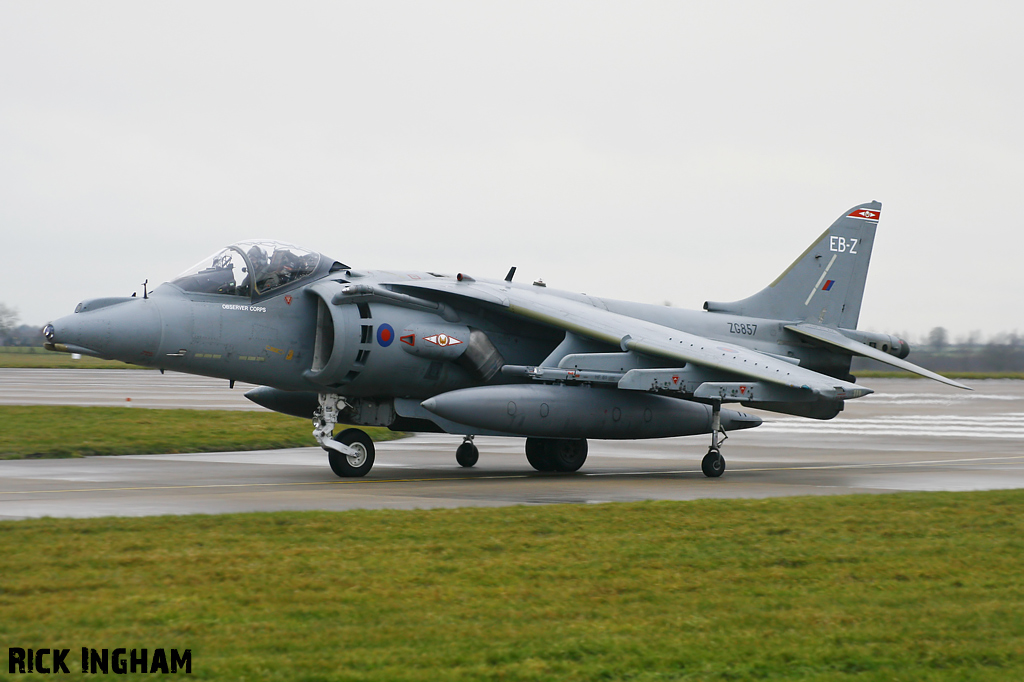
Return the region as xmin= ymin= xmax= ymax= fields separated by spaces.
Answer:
xmin=456 ymin=436 xmax=479 ymax=468
xmin=700 ymin=399 xmax=728 ymax=478
xmin=702 ymin=448 xmax=725 ymax=478
xmin=327 ymin=428 xmax=375 ymax=478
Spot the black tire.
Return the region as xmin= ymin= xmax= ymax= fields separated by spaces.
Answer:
xmin=456 ymin=442 xmax=479 ymax=468
xmin=549 ymin=439 xmax=588 ymax=472
xmin=327 ymin=428 xmax=375 ymax=478
xmin=525 ymin=438 xmax=555 ymax=471
xmin=701 ymin=449 xmax=725 ymax=478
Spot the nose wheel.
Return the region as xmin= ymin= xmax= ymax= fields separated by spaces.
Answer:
xmin=702 ymin=400 xmax=727 ymax=478
xmin=313 ymin=393 xmax=375 ymax=478
xmin=327 ymin=428 xmax=376 ymax=477
xmin=456 ymin=436 xmax=479 ymax=468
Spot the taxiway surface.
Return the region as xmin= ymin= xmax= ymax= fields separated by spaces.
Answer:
xmin=1 ymin=370 xmax=1022 ymax=520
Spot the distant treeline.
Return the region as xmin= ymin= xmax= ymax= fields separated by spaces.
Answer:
xmin=2 ymin=324 xmax=46 ymax=347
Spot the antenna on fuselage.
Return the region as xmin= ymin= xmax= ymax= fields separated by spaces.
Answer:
xmin=505 ymin=267 xmax=516 ymax=282
xmin=142 ymin=279 xmax=148 ymax=299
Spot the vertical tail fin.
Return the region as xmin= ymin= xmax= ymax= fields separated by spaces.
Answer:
xmin=704 ymin=201 xmax=880 ymax=329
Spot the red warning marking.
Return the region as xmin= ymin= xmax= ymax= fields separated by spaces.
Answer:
xmin=740 ymin=386 xmax=746 ymax=394
xmin=847 ymin=208 xmax=880 ymax=220
xmin=400 ymin=334 xmax=415 ymax=346
xmin=285 ymin=295 xmax=293 ymax=305
xmin=672 ymin=375 xmax=679 ymax=383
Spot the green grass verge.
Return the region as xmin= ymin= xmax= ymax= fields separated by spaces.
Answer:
xmin=854 ymin=370 xmax=1024 ymax=380
xmin=0 ymin=347 xmax=143 ymax=369
xmin=1 ymin=491 xmax=1022 ymax=680
xmin=0 ymin=406 xmax=404 ymax=459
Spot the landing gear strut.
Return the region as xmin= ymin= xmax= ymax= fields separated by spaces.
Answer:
xmin=525 ymin=437 xmax=588 ymax=472
xmin=313 ymin=393 xmax=375 ymax=478
xmin=456 ymin=435 xmax=479 ymax=468
xmin=702 ymin=400 xmax=726 ymax=478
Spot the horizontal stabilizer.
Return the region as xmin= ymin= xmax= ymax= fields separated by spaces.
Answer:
xmin=785 ymin=323 xmax=971 ymax=390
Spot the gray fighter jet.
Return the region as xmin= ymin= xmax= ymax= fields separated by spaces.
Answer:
xmin=43 ymin=202 xmax=967 ymax=478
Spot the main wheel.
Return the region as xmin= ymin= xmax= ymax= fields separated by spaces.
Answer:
xmin=525 ymin=438 xmax=555 ymax=471
xmin=549 ymin=439 xmax=588 ymax=472
xmin=327 ymin=428 xmax=375 ymax=478
xmin=456 ymin=442 xmax=479 ymax=468
xmin=701 ymin=448 xmax=725 ymax=478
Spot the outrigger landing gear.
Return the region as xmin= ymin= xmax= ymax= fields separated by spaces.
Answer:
xmin=702 ymin=400 xmax=727 ymax=478
xmin=456 ymin=435 xmax=479 ymax=468
xmin=313 ymin=393 xmax=375 ymax=478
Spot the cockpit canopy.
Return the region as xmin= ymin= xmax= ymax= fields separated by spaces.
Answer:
xmin=171 ymin=240 xmax=323 ymax=298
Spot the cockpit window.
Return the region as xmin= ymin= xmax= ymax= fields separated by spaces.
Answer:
xmin=172 ymin=248 xmax=251 ymax=296
xmin=238 ymin=240 xmax=321 ymax=295
xmin=171 ymin=241 xmax=322 ymax=297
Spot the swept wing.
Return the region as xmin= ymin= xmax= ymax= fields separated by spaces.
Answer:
xmin=388 ymin=279 xmax=872 ymax=401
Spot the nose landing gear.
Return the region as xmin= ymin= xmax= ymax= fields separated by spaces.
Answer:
xmin=314 ymin=393 xmax=375 ymax=478
xmin=328 ymin=428 xmax=375 ymax=477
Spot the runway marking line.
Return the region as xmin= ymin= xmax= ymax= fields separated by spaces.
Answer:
xmin=2 ymin=454 xmax=1024 ymax=497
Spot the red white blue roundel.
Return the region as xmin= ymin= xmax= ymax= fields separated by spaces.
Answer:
xmin=377 ymin=323 xmax=395 ymax=347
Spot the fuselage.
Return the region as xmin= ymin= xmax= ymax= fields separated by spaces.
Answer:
xmin=47 ymin=264 xmax=868 ymax=399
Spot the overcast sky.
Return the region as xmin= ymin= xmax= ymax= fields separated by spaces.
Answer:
xmin=2 ymin=2 xmax=1021 ymax=341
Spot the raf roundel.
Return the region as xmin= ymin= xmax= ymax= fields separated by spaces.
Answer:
xmin=377 ymin=323 xmax=395 ymax=347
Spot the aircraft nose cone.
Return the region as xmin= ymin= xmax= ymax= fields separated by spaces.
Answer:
xmin=50 ymin=298 xmax=162 ymax=362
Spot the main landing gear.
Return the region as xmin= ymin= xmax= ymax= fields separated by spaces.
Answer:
xmin=313 ymin=394 xmax=375 ymax=478
xmin=525 ymin=437 xmax=588 ymax=473
xmin=456 ymin=436 xmax=479 ymax=468
xmin=702 ymin=400 xmax=726 ymax=478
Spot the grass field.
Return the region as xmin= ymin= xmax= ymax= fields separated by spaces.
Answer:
xmin=0 ymin=406 xmax=404 ymax=459
xmin=0 ymin=347 xmax=142 ymax=369
xmin=1 ymin=491 xmax=1021 ymax=680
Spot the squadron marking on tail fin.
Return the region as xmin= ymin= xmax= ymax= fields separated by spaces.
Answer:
xmin=848 ymin=208 xmax=881 ymax=221
xmin=805 ymin=254 xmax=838 ymax=306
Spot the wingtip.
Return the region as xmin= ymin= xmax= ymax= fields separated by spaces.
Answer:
xmin=936 ymin=375 xmax=971 ymax=391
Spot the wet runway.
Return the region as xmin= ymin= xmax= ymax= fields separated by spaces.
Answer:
xmin=1 ymin=370 xmax=1022 ymax=520
xmin=0 ymin=368 xmax=259 ymax=410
